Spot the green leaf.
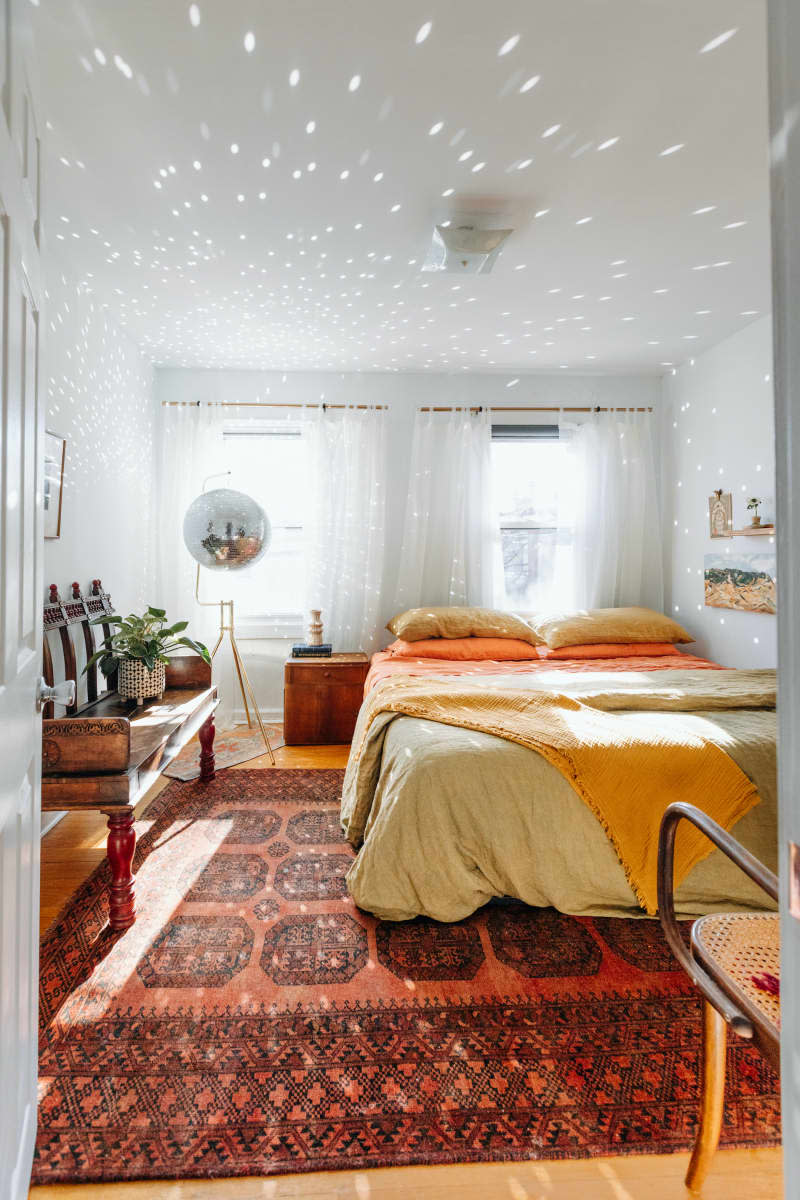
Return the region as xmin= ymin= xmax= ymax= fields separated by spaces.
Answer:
xmin=146 ymin=606 xmax=167 ymax=619
xmin=83 ymin=648 xmax=106 ymax=674
xmin=164 ymin=620 xmax=189 ymax=635
xmin=89 ymin=613 xmax=121 ymax=626
xmin=175 ymin=636 xmax=212 ymax=665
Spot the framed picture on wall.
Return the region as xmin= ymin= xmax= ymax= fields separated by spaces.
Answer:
xmin=704 ymin=552 xmax=777 ymax=614
xmin=44 ymin=431 xmax=66 ymax=539
xmin=708 ymin=489 xmax=733 ymax=538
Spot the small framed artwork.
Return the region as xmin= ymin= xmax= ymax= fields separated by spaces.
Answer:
xmin=708 ymin=489 xmax=733 ymax=538
xmin=44 ymin=431 xmax=66 ymax=539
xmin=704 ymin=552 xmax=777 ymax=614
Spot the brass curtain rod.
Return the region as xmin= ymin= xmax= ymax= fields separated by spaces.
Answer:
xmin=418 ymin=405 xmax=654 ymax=413
xmin=161 ymin=401 xmax=652 ymax=414
xmin=161 ymin=401 xmax=388 ymax=410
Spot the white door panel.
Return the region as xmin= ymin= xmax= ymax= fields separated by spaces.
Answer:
xmin=0 ymin=1 xmax=43 ymax=1197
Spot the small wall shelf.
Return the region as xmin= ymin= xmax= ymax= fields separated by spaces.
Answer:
xmin=730 ymin=525 xmax=776 ymax=537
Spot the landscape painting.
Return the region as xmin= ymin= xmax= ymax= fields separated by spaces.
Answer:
xmin=704 ymin=552 xmax=777 ymax=614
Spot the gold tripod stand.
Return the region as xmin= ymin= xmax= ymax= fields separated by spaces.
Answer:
xmin=195 ymin=564 xmax=276 ymax=765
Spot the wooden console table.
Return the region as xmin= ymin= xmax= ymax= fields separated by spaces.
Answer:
xmin=42 ymin=583 xmax=217 ymax=931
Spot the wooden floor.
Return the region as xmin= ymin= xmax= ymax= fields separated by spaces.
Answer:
xmin=31 ymin=742 xmax=783 ymax=1200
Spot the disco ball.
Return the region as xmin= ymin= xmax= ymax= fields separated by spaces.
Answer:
xmin=183 ymin=487 xmax=271 ymax=571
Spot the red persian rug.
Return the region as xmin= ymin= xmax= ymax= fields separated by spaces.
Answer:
xmin=162 ymin=724 xmax=285 ymax=781
xmin=34 ymin=769 xmax=780 ymax=1185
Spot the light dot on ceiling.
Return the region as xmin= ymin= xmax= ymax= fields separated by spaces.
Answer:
xmin=289 ymin=68 xmax=300 ymax=86
xmin=340 ymin=169 xmax=350 ymax=179
xmin=724 ymin=220 xmax=746 ymax=229
xmin=373 ymin=171 xmax=384 ymax=181
xmin=415 ymin=21 xmax=432 ymax=44
xmin=597 ymin=137 xmax=619 ymax=151
xmin=520 ymin=75 xmax=540 ymax=93
xmin=693 ymin=205 xmax=716 ymax=214
xmin=534 ymin=208 xmax=549 ymax=218
xmin=441 ymin=187 xmax=454 ymax=197
xmin=700 ymin=28 xmax=738 ymax=54
xmin=230 ymin=142 xmax=239 ymax=154
xmin=660 ymin=143 xmax=685 ymax=156
xmin=306 ymin=119 xmax=316 ymax=133
xmin=472 ymin=161 xmax=485 ymax=172
xmin=542 ymin=124 xmax=560 ymax=138
xmin=576 ymin=216 xmax=592 ymax=225
xmin=517 ymin=158 xmax=532 ymax=170
xmin=188 ymin=4 xmax=201 ymax=27
xmin=93 ymin=47 xmax=106 ymax=65
xmin=192 ymin=159 xmax=201 ymax=170
xmin=348 ymin=74 xmax=361 ymax=92
xmin=429 ymin=121 xmax=443 ymax=135
xmin=243 ymin=31 xmax=255 ymax=53
xmin=498 ymin=34 xmax=520 ymax=56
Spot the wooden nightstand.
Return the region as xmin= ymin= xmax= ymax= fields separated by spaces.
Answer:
xmin=283 ymin=652 xmax=370 ymax=745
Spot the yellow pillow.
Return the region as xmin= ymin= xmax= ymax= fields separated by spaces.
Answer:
xmin=386 ymin=606 xmax=542 ymax=645
xmin=531 ymin=606 xmax=693 ymax=649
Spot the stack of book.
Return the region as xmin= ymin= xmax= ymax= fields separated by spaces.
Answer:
xmin=291 ymin=643 xmax=332 ymax=658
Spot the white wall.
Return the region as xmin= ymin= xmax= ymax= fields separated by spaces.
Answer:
xmin=155 ymin=367 xmax=661 ymax=716
xmin=44 ymin=275 xmax=156 ymax=697
xmin=662 ymin=317 xmax=776 ymax=667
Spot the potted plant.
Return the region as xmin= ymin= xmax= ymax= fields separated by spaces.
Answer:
xmin=85 ymin=606 xmax=211 ymax=705
xmin=746 ymin=497 xmax=763 ymax=527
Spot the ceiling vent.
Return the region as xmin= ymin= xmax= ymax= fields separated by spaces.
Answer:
xmin=422 ymin=223 xmax=513 ymax=274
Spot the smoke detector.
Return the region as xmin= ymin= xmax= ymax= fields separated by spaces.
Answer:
xmin=422 ymin=222 xmax=513 ymax=274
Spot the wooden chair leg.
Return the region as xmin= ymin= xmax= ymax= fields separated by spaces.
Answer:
xmin=199 ymin=713 xmax=216 ymax=782
xmin=686 ymin=999 xmax=727 ymax=1193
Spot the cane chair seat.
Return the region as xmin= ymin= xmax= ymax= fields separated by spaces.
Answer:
xmin=692 ymin=911 xmax=780 ymax=1035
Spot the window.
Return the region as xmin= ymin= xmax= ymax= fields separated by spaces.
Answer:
xmin=216 ymin=425 xmax=310 ymax=626
xmin=491 ymin=424 xmax=575 ymax=611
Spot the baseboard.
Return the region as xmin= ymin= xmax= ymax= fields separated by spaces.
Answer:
xmin=41 ymin=811 xmax=67 ymax=838
xmin=232 ymin=707 xmax=283 ymax=725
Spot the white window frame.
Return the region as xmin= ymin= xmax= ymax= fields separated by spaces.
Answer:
xmin=492 ymin=423 xmax=563 ymax=613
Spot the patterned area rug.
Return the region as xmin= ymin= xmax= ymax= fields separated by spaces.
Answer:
xmin=162 ymin=724 xmax=285 ymax=780
xmin=34 ymin=769 xmax=780 ymax=1185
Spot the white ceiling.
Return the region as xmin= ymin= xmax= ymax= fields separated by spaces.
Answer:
xmin=32 ymin=0 xmax=770 ymax=374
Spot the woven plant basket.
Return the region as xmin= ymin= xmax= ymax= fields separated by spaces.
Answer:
xmin=117 ymin=659 xmax=166 ymax=705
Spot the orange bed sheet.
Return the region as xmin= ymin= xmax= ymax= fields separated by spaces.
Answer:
xmin=365 ymin=648 xmax=722 ymax=694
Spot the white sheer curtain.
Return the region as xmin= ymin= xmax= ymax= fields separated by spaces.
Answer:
xmin=154 ymin=402 xmax=239 ymax=727
xmin=395 ymin=407 xmax=495 ymax=611
xmin=571 ymin=410 xmax=664 ymax=611
xmin=306 ymin=405 xmax=388 ymax=654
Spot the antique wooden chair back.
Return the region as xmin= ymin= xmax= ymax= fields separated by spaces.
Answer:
xmin=41 ymin=580 xmax=116 ymax=718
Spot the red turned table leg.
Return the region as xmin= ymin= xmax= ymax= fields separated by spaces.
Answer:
xmin=106 ymin=809 xmax=136 ymax=930
xmin=199 ymin=713 xmax=216 ymax=782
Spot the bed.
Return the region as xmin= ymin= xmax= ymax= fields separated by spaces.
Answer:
xmin=340 ymin=644 xmax=777 ymax=923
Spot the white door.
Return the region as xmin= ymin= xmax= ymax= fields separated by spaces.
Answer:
xmin=0 ymin=1 xmax=44 ymax=1197
xmin=768 ymin=3 xmax=800 ymax=1198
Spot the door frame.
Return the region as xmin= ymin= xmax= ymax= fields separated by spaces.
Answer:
xmin=767 ymin=2 xmax=799 ymax=1197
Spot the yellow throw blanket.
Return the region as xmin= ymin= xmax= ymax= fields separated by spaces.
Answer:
xmin=349 ymin=671 xmax=775 ymax=914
